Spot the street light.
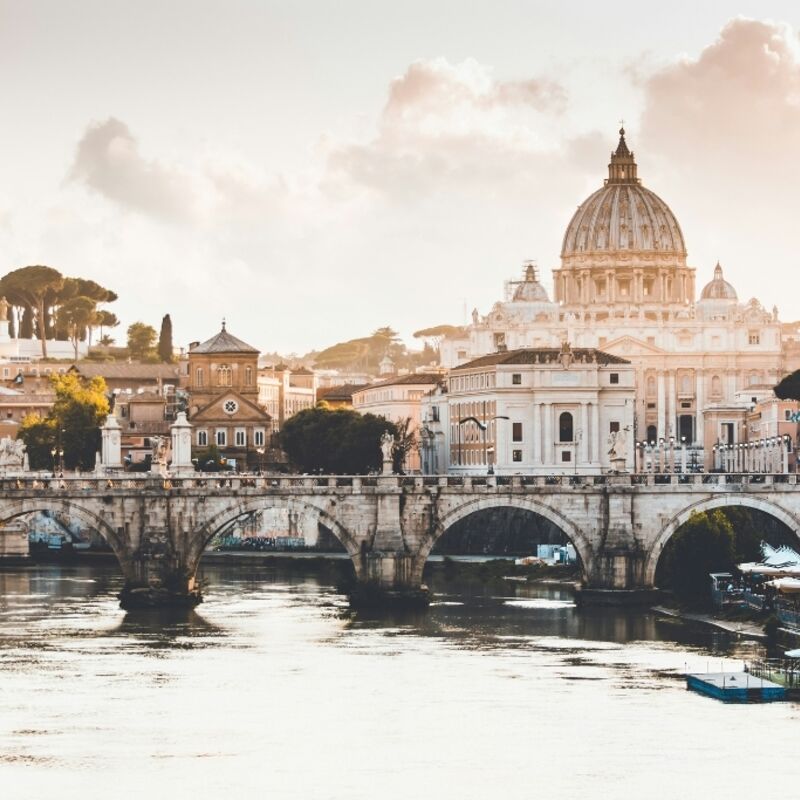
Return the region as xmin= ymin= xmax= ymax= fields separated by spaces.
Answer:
xmin=458 ymin=412 xmax=510 ymax=473
xmin=256 ymin=447 xmax=265 ymax=475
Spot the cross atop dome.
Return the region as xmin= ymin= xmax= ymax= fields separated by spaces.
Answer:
xmin=606 ymin=125 xmax=640 ymax=185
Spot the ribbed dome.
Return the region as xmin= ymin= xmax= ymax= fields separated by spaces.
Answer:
xmin=561 ymin=129 xmax=686 ymax=260
xmin=512 ymin=263 xmax=550 ymax=302
xmin=700 ymin=263 xmax=738 ymax=301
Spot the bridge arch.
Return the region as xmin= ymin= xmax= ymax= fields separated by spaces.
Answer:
xmin=412 ymin=496 xmax=595 ymax=584
xmin=189 ymin=495 xmax=363 ymax=577
xmin=645 ymin=494 xmax=800 ymax=586
xmin=0 ymin=498 xmax=128 ymax=569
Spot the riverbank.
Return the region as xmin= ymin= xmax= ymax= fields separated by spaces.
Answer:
xmin=653 ymin=605 xmax=769 ymax=641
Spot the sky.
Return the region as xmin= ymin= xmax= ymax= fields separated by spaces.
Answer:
xmin=1 ymin=1 xmax=800 ymax=355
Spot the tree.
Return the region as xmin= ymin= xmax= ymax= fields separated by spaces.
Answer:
xmin=158 ymin=314 xmax=174 ymax=363
xmin=656 ymin=510 xmax=736 ymax=602
xmin=279 ymin=407 xmax=399 ymax=474
xmin=19 ymin=372 xmax=109 ymax=471
xmin=95 ymin=310 xmax=119 ymax=343
xmin=127 ymin=322 xmax=157 ymax=361
xmin=775 ymin=369 xmax=800 ymax=401
xmin=391 ymin=417 xmax=417 ymax=474
xmin=0 ymin=266 xmax=64 ymax=358
xmin=58 ymin=296 xmax=98 ymax=360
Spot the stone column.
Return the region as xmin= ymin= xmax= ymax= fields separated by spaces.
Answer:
xmin=580 ymin=402 xmax=589 ymax=464
xmin=533 ymin=403 xmax=542 ymax=464
xmin=666 ymin=371 xmax=676 ymax=438
xmin=543 ymin=403 xmax=553 ymax=467
xmin=170 ymin=412 xmax=194 ymax=475
xmin=657 ymin=372 xmax=666 ymax=440
xmin=100 ymin=413 xmax=122 ymax=471
xmin=591 ymin=402 xmax=600 ymax=465
xmin=695 ymin=372 xmax=705 ymax=446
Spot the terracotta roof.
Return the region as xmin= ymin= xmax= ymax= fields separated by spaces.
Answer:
xmin=358 ymin=373 xmax=443 ymax=390
xmin=71 ymin=363 xmax=180 ymax=380
xmin=191 ymin=325 xmax=259 ymax=354
xmin=317 ymin=383 xmax=369 ymax=401
xmin=453 ymin=348 xmax=630 ymax=370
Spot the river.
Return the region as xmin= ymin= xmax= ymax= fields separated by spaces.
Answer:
xmin=1 ymin=560 xmax=798 ymax=799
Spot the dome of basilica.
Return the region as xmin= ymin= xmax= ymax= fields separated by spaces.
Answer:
xmin=561 ymin=129 xmax=686 ymax=262
xmin=512 ymin=263 xmax=550 ymax=302
xmin=700 ymin=262 xmax=738 ymax=301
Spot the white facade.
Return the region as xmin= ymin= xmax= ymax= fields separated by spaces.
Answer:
xmin=439 ymin=130 xmax=787 ymax=468
xmin=352 ymin=373 xmax=442 ymax=472
xmin=421 ymin=346 xmax=635 ymax=475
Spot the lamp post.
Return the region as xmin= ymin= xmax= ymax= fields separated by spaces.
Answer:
xmin=256 ymin=447 xmax=265 ymax=475
xmin=458 ymin=414 xmax=509 ymax=474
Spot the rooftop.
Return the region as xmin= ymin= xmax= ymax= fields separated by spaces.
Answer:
xmin=71 ymin=363 xmax=180 ymax=380
xmin=453 ymin=348 xmax=630 ymax=371
xmin=191 ymin=321 xmax=259 ymax=355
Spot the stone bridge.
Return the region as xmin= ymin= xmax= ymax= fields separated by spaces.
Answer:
xmin=1 ymin=472 xmax=799 ymax=607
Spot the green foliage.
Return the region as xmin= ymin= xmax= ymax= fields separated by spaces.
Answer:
xmin=0 ymin=265 xmax=64 ymax=357
xmin=774 ymin=369 xmax=800 ymax=401
xmin=158 ymin=314 xmax=174 ymax=363
xmin=194 ymin=444 xmax=231 ymax=472
xmin=19 ymin=373 xmax=109 ymax=471
xmin=657 ymin=510 xmax=736 ymax=602
xmin=58 ymin=296 xmax=97 ymax=359
xmin=126 ymin=321 xmax=157 ymax=360
xmin=19 ymin=415 xmax=56 ymax=471
xmin=279 ymin=407 xmax=399 ymax=474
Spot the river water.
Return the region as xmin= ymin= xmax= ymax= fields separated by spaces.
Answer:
xmin=1 ymin=560 xmax=798 ymax=799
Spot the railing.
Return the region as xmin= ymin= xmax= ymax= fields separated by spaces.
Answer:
xmin=0 ymin=471 xmax=795 ymax=493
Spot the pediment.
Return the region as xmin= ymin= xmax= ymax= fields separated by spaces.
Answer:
xmin=191 ymin=392 xmax=271 ymax=423
xmin=601 ymin=335 xmax=666 ymax=356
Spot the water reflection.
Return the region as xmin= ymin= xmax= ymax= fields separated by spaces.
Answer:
xmin=0 ymin=560 xmax=797 ymax=799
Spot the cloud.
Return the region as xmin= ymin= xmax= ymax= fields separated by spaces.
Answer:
xmin=325 ymin=58 xmax=577 ymax=199
xmin=635 ymin=18 xmax=800 ymax=307
xmin=69 ymin=118 xmax=199 ymax=223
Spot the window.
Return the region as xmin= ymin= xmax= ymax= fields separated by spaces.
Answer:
xmin=646 ymin=336 xmax=656 ymax=346
xmin=512 ymin=373 xmax=522 ymax=385
xmin=646 ymin=425 xmax=657 ymax=444
xmin=457 ymin=350 xmax=467 ymax=360
xmin=647 ymin=402 xmax=656 ymax=410
xmin=559 ymin=412 xmax=573 ymax=442
xmin=512 ymin=422 xmax=523 ymax=442
xmin=598 ymin=336 xmax=607 ymax=347
xmin=245 ymin=366 xmax=253 ymax=386
xmin=680 ymin=375 xmax=691 ymax=394
xmin=234 ymin=428 xmax=246 ymax=447
xmin=216 ymin=429 xmax=227 ymax=447
xmin=197 ymin=430 xmax=208 ymax=447
xmin=512 ymin=449 xmax=523 ymax=462
xmin=254 ymin=429 xmax=265 ymax=447
xmin=646 ymin=376 xmax=656 ymax=396
xmin=681 ymin=401 xmax=691 ymax=409
xmin=195 ymin=367 xmax=204 ymax=387
xmin=217 ymin=364 xmax=232 ymax=386
xmin=748 ymin=331 xmax=760 ymax=345
xmin=561 ymin=451 xmax=571 ymax=462
xmin=711 ymin=375 xmax=722 ymax=398
xmin=610 ymin=373 xmax=619 ymax=385
xmin=609 ymin=421 xmax=620 ymax=434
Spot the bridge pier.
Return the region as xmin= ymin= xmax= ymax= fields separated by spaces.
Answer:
xmin=349 ymin=551 xmax=430 ymax=609
xmin=118 ymin=529 xmax=203 ymax=610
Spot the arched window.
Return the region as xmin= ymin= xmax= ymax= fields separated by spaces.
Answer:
xmin=711 ymin=375 xmax=722 ymax=397
xmin=559 ymin=411 xmax=573 ymax=443
xmin=195 ymin=367 xmax=204 ymax=388
xmin=646 ymin=425 xmax=657 ymax=444
xmin=217 ymin=364 xmax=232 ymax=387
xmin=245 ymin=366 xmax=252 ymax=386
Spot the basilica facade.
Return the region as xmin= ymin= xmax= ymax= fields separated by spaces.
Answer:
xmin=439 ymin=129 xmax=790 ymax=467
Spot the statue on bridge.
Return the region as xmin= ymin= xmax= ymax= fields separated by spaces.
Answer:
xmin=380 ymin=430 xmax=394 ymax=475
xmin=607 ymin=428 xmax=628 ymax=473
xmin=0 ymin=436 xmax=27 ymax=472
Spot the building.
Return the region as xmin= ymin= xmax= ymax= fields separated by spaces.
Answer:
xmin=257 ymin=364 xmax=317 ymax=431
xmin=69 ymin=362 xmax=181 ymax=396
xmin=186 ymin=323 xmax=271 ymax=470
xmin=352 ymin=373 xmax=443 ymax=472
xmin=316 ymin=383 xmax=370 ymax=410
xmin=114 ymin=392 xmax=173 ymax=466
xmin=439 ymin=128 xmax=787 ymax=469
xmin=420 ymin=345 xmax=635 ymax=475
